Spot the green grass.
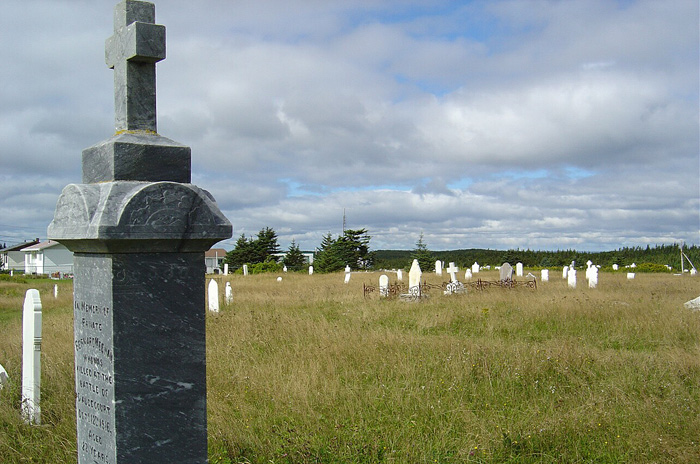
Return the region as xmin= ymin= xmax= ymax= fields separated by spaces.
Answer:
xmin=1 ymin=271 xmax=699 ymax=463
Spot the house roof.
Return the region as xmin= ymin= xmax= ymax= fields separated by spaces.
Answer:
xmin=1 ymin=239 xmax=40 ymax=252
xmin=205 ymin=248 xmax=227 ymax=258
xmin=21 ymin=240 xmax=66 ymax=252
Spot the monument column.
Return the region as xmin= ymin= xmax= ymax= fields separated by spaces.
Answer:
xmin=48 ymin=2 xmax=232 ymax=463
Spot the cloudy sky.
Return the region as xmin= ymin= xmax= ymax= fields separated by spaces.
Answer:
xmin=1 ymin=0 xmax=698 ymax=252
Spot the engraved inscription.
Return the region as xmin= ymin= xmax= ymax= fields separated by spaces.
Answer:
xmin=74 ymin=294 xmax=115 ymax=464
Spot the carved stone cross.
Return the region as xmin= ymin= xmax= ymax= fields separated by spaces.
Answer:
xmin=446 ymin=262 xmax=459 ymax=283
xmin=106 ymin=0 xmax=165 ymax=132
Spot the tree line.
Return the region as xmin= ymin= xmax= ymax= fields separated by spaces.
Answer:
xmin=223 ymin=227 xmax=697 ymax=273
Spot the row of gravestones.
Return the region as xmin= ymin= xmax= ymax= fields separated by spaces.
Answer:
xmin=221 ymin=264 xmax=316 ymax=276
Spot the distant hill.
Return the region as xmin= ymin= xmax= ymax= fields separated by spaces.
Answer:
xmin=373 ymin=244 xmax=698 ymax=271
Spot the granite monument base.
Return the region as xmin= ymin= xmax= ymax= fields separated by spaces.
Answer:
xmin=74 ymin=252 xmax=206 ymax=463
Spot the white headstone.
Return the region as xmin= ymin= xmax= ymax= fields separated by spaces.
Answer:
xmin=396 ymin=269 xmax=403 ymax=281
xmin=22 ymin=289 xmax=42 ymax=424
xmin=515 ymin=262 xmax=523 ymax=277
xmin=627 ymin=272 xmax=635 ymax=280
xmin=309 ymin=265 xmax=314 ymax=275
xmin=630 ymin=263 xmax=636 ymax=268
xmin=588 ymin=267 xmax=598 ymax=288
xmin=277 ymin=276 xmax=283 ymax=282
xmin=408 ymin=259 xmax=422 ymax=290
xmin=562 ymin=266 xmax=569 ymax=279
xmin=345 ymin=265 xmax=351 ymax=273
xmin=10 ymin=270 xmax=13 ymax=277
xmin=207 ymin=279 xmax=219 ymax=313
xmin=541 ymin=269 xmax=549 ymax=282
xmin=471 ymin=262 xmax=480 ymax=274
xmin=691 ymin=268 xmax=698 ymax=276
xmin=224 ymin=282 xmax=232 ymax=304
xmin=612 ymin=264 xmax=619 ymax=271
xmin=242 ymin=264 xmax=248 ymax=276
xmin=344 ymin=272 xmax=351 ymax=284
xmin=684 ymin=296 xmax=700 ymax=310
xmin=465 ymin=269 xmax=472 ymax=280
xmin=54 ymin=284 xmax=58 ymax=299
xmin=445 ymin=262 xmax=459 ymax=283
xmin=379 ymin=274 xmax=389 ymax=297
xmin=0 ymin=363 xmax=8 ymax=390
xmin=435 ymin=260 xmax=442 ymax=276
xmin=283 ymin=265 xmax=288 ymax=273
xmin=500 ymin=263 xmax=513 ymax=281
xmin=567 ymin=269 xmax=577 ymax=289
xmin=223 ymin=263 xmax=229 ymax=275
xmin=586 ymin=260 xmax=593 ymax=268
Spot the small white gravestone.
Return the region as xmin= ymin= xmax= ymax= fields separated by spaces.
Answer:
xmin=54 ymin=284 xmax=58 ymax=299
xmin=223 ymin=264 xmax=229 ymax=275
xmin=242 ymin=264 xmax=248 ymax=276
xmin=515 ymin=262 xmax=523 ymax=277
xmin=586 ymin=260 xmax=593 ymax=269
xmin=567 ymin=269 xmax=577 ymax=289
xmin=445 ymin=262 xmax=459 ymax=283
xmin=309 ymin=265 xmax=314 ymax=275
xmin=344 ymin=272 xmax=351 ymax=284
xmin=562 ymin=266 xmax=569 ymax=279
xmin=691 ymin=268 xmax=698 ymax=276
xmin=277 ymin=276 xmax=283 ymax=282
xmin=345 ymin=265 xmax=351 ymax=273
xmin=207 ymin=279 xmax=219 ymax=313
xmin=588 ymin=267 xmax=598 ymax=288
xmin=684 ymin=296 xmax=700 ymax=311
xmin=627 ymin=273 xmax=635 ymax=280
xmin=570 ymin=261 xmax=576 ymax=269
xmin=379 ymin=274 xmax=389 ymax=297
xmin=224 ymin=282 xmax=233 ymax=305
xmin=465 ymin=269 xmax=472 ymax=280
xmin=408 ymin=259 xmax=422 ymax=290
xmin=10 ymin=270 xmax=13 ymax=277
xmin=630 ymin=263 xmax=636 ymax=268
xmin=541 ymin=269 xmax=549 ymax=282
xmin=471 ymin=262 xmax=480 ymax=274
xmin=396 ymin=269 xmax=403 ymax=281
xmin=500 ymin=263 xmax=513 ymax=281
xmin=22 ymin=289 xmax=42 ymax=424
xmin=283 ymin=266 xmax=288 ymax=273
xmin=0 ymin=363 xmax=8 ymax=390
xmin=435 ymin=260 xmax=442 ymax=276
xmin=612 ymin=264 xmax=619 ymax=271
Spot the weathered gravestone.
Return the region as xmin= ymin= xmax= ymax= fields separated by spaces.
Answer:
xmin=562 ymin=266 xmax=569 ymax=279
xmin=540 ymin=269 xmax=549 ymax=282
xmin=379 ymin=274 xmax=389 ymax=297
xmin=47 ymin=2 xmax=232 ymax=462
xmin=54 ymin=284 xmax=59 ymax=299
xmin=344 ymin=272 xmax=351 ymax=284
xmin=208 ymin=279 xmax=220 ymax=313
xmin=465 ymin=269 xmax=472 ymax=280
xmin=396 ymin=269 xmax=403 ymax=281
xmin=0 ymin=363 xmax=8 ymax=390
xmin=223 ymin=263 xmax=229 ymax=275
xmin=471 ymin=262 xmax=480 ymax=274
xmin=499 ymin=263 xmax=513 ymax=281
xmin=243 ymin=264 xmax=249 ymax=276
xmin=588 ymin=267 xmax=598 ymax=288
xmin=568 ymin=269 xmax=577 ymax=288
xmin=308 ymin=265 xmax=313 ymax=275
xmin=22 ymin=289 xmax=42 ymax=425
xmin=612 ymin=264 xmax=619 ymax=271
xmin=444 ymin=262 xmax=465 ymax=295
xmin=445 ymin=262 xmax=459 ymax=283
xmin=225 ymin=282 xmax=233 ymax=305
xmin=627 ymin=272 xmax=635 ymax=280
xmin=515 ymin=262 xmax=523 ymax=277
xmin=435 ymin=260 xmax=442 ymax=276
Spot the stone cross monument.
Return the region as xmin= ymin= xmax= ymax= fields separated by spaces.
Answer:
xmin=48 ymin=2 xmax=232 ymax=463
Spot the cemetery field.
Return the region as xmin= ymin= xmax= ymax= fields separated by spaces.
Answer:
xmin=0 ymin=272 xmax=699 ymax=463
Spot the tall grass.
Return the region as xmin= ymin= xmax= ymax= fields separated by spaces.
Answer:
xmin=1 ymin=272 xmax=699 ymax=463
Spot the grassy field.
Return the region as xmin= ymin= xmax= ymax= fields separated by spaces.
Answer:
xmin=0 ymin=270 xmax=699 ymax=463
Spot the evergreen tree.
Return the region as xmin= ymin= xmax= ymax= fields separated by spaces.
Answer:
xmin=283 ymin=240 xmax=306 ymax=271
xmin=314 ymin=232 xmax=345 ymax=273
xmin=253 ymin=227 xmax=280 ymax=263
xmin=224 ymin=234 xmax=255 ymax=269
xmin=411 ymin=232 xmax=434 ymax=272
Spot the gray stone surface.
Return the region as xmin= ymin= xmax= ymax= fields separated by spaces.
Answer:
xmin=500 ymin=263 xmax=513 ymax=281
xmin=106 ymin=0 xmax=165 ymax=132
xmin=82 ymin=133 xmax=190 ymax=184
xmin=73 ymin=253 xmax=206 ymax=462
xmin=684 ymin=296 xmax=700 ymax=311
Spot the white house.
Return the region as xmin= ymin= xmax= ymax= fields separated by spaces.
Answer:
xmin=23 ymin=241 xmax=74 ymax=276
xmin=205 ymin=248 xmax=227 ymax=274
xmin=1 ymin=239 xmax=40 ymax=271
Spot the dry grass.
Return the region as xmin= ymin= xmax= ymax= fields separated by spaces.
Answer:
xmin=1 ymin=271 xmax=699 ymax=463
